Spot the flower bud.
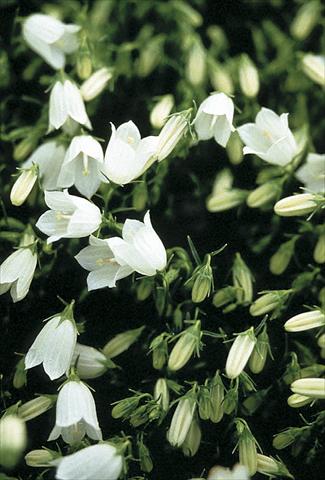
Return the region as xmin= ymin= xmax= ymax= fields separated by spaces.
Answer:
xmin=182 ymin=417 xmax=201 ymax=457
xmin=138 ymin=439 xmax=153 ymax=473
xmin=256 ymin=453 xmax=293 ymax=478
xmin=18 ymin=395 xmax=55 ymax=421
xmin=13 ymin=357 xmax=27 ymax=389
xmin=103 ymin=326 xmax=145 ymax=358
xmin=250 ymin=290 xmax=291 ymax=317
xmin=80 ymin=68 xmax=113 ymax=101
xmin=209 ymin=371 xmax=224 ymax=423
xmin=273 ymin=427 xmax=306 ymax=450
xmin=198 ymin=385 xmax=210 ymax=421
xmin=154 ymin=378 xmax=170 ymax=411
xmin=72 ymin=343 xmax=109 ymax=379
xmin=136 ymin=277 xmax=153 ymax=301
xmin=314 ymin=233 xmax=325 ymax=264
xmin=191 ymin=255 xmax=213 ymax=303
xmin=150 ymin=333 xmax=168 ymax=370
xmin=25 ymin=448 xmax=59 ymax=467
xmin=318 ymin=333 xmax=325 ymax=348
xmin=226 ymin=327 xmax=256 ymax=379
xmin=111 ymin=396 xmax=141 ymax=419
xmin=284 ymin=309 xmax=325 ymax=332
xmin=207 ymin=189 xmax=247 ymax=213
xmin=226 ymin=132 xmax=243 ymax=165
xmin=301 ymin=54 xmax=325 ymax=86
xmin=232 ymin=253 xmax=253 ymax=304
xmin=223 ymin=386 xmax=238 ymax=414
xmin=269 ymin=238 xmax=296 ymax=275
xmin=247 ymin=181 xmax=281 ymax=208
xmin=0 ymin=415 xmax=27 ymax=469
xmin=137 ymin=36 xmax=163 ymax=77
xmin=168 ymin=321 xmax=202 ymax=371
xmin=156 ymin=111 xmax=190 ymax=162
xmin=236 ymin=419 xmax=258 ymax=475
xmin=10 ymin=166 xmax=38 ymax=206
xmin=239 ymin=54 xmax=260 ymax=98
xmin=274 ymin=193 xmax=318 ymax=217
xmin=213 ymin=286 xmax=237 ymax=308
xmin=212 ymin=168 xmax=233 ymax=195
xmin=209 ymin=62 xmax=234 ymax=95
xmin=290 ymin=378 xmax=325 ymax=399
xmin=291 ymin=1 xmax=321 ymax=40
xmin=13 ymin=137 xmax=37 ymax=161
xmin=186 ymin=40 xmax=206 ymax=86
xmin=77 ymin=53 xmax=92 ymax=80
xmin=132 ymin=181 xmax=148 ymax=212
xmin=167 ymin=397 xmax=196 ymax=448
xmin=150 ymin=94 xmax=174 ymax=129
xmin=248 ymin=326 xmax=269 ymax=374
xmin=287 ymin=393 xmax=313 ymax=408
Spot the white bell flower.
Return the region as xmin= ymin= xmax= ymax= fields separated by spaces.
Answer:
xmin=75 ymin=235 xmax=133 ymax=291
xmin=237 ymin=107 xmax=298 ymax=166
xmin=48 ymin=380 xmax=102 ymax=444
xmin=57 ymin=136 xmax=104 ymax=198
xmin=23 ymin=142 xmax=66 ymax=191
xmin=49 ymin=80 xmax=92 ymax=132
xmin=55 ymin=443 xmax=123 ymax=480
xmin=71 ymin=343 xmax=109 ymax=379
xmin=102 ymin=121 xmax=158 ymax=185
xmin=25 ymin=306 xmax=77 ymax=380
xmin=36 ymin=190 xmax=101 ymax=243
xmin=193 ymin=92 xmax=235 ymax=147
xmin=22 ymin=14 xmax=80 ymax=70
xmin=107 ymin=211 xmax=167 ymax=276
xmin=0 ymin=233 xmax=37 ymax=303
xmin=295 ymin=153 xmax=325 ymax=193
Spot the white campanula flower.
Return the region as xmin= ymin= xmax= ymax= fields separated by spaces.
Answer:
xmin=36 ymin=190 xmax=101 ymax=243
xmin=237 ymin=107 xmax=298 ymax=166
xmin=225 ymin=327 xmax=256 ymax=379
xmin=57 ymin=135 xmax=104 ymax=198
xmin=25 ymin=306 xmax=77 ymax=380
xmin=22 ymin=14 xmax=80 ymax=70
xmin=107 ymin=211 xmax=167 ymax=276
xmin=75 ymin=235 xmax=133 ymax=290
xmin=102 ymin=121 xmax=158 ymax=185
xmin=208 ymin=464 xmax=249 ymax=480
xmin=0 ymin=233 xmax=37 ymax=303
xmin=194 ymin=92 xmax=235 ymax=147
xmin=49 ymin=80 xmax=92 ymax=132
xmin=23 ymin=142 xmax=66 ymax=191
xmin=167 ymin=397 xmax=196 ymax=448
xmin=301 ymin=54 xmax=325 ymax=86
xmin=55 ymin=443 xmax=123 ymax=480
xmin=295 ymin=153 xmax=325 ymax=193
xmin=71 ymin=343 xmax=109 ymax=379
xmin=48 ymin=380 xmax=102 ymax=444
xmin=80 ymin=68 xmax=113 ymax=101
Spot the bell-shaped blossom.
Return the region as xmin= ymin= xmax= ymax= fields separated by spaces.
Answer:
xmin=57 ymin=136 xmax=104 ymax=198
xmin=75 ymin=235 xmax=133 ymax=291
xmin=36 ymin=190 xmax=101 ymax=243
xmin=23 ymin=142 xmax=66 ymax=191
xmin=55 ymin=443 xmax=123 ymax=480
xmin=49 ymin=80 xmax=92 ymax=132
xmin=22 ymin=14 xmax=80 ymax=70
xmin=0 ymin=233 xmax=37 ymax=303
xmin=237 ymin=107 xmax=298 ymax=166
xmin=194 ymin=93 xmax=235 ymax=147
xmin=25 ymin=311 xmax=77 ymax=380
xmin=71 ymin=343 xmax=109 ymax=379
xmin=295 ymin=153 xmax=325 ymax=193
xmin=102 ymin=121 xmax=158 ymax=185
xmin=48 ymin=380 xmax=102 ymax=445
xmin=107 ymin=211 xmax=167 ymax=276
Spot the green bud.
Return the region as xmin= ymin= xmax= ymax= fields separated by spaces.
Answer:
xmin=314 ymin=233 xmax=325 ymax=264
xmin=77 ymin=53 xmax=93 ymax=80
xmin=138 ymin=440 xmax=153 ymax=473
xmin=290 ymin=0 xmax=321 ymax=40
xmin=212 ymin=286 xmax=237 ymax=308
xmin=273 ymin=428 xmax=305 ymax=450
xmin=111 ymin=396 xmax=141 ymax=419
xmin=232 ymin=253 xmax=253 ymax=304
xmin=168 ymin=321 xmax=202 ymax=371
xmin=132 ymin=182 xmax=148 ymax=212
xmin=287 ymin=393 xmax=313 ymax=408
xmin=223 ymin=386 xmax=238 ymax=415
xmin=236 ymin=419 xmax=258 ymax=475
xmin=248 ymin=326 xmax=269 ymax=374
xmin=150 ymin=333 xmax=169 ymax=370
xmin=247 ymin=181 xmax=281 ymax=208
xmin=137 ymin=36 xmax=164 ymax=77
xmin=209 ymin=371 xmax=224 ymax=423
xmin=13 ymin=137 xmax=37 ymax=162
xmin=18 ymin=395 xmax=55 ymax=422
xmin=198 ymin=385 xmax=210 ymax=421
xmin=154 ymin=378 xmax=170 ymax=411
xmin=0 ymin=415 xmax=27 ymax=469
xmin=182 ymin=416 xmax=201 ymax=457
xmin=136 ymin=277 xmax=153 ymax=301
xmin=257 ymin=453 xmax=293 ymax=478
xmin=249 ymin=290 xmax=291 ymax=317
xmin=25 ymin=448 xmax=59 ymax=467
xmin=242 ymin=388 xmax=270 ymax=416
xmin=186 ymin=39 xmax=206 ymax=86
xmin=102 ymin=326 xmax=145 ymax=358
xmin=238 ymin=54 xmax=260 ymax=98
xmin=13 ymin=358 xmax=27 ymax=389
xmin=207 ymin=189 xmax=247 ymax=212
xmin=226 ymin=132 xmax=244 ymax=165
xmin=209 ymin=61 xmax=234 ymax=95
xmin=269 ymin=238 xmax=296 ymax=275
xmin=191 ymin=255 xmax=213 ymax=303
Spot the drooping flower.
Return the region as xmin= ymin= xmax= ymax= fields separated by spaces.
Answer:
xmin=48 ymin=380 xmax=102 ymax=444
xmin=23 ymin=142 xmax=66 ymax=191
xmin=237 ymin=107 xmax=298 ymax=166
xmin=25 ymin=303 xmax=77 ymax=380
xmin=57 ymin=135 xmax=104 ymax=198
xmin=0 ymin=232 xmax=37 ymax=303
xmin=107 ymin=211 xmax=167 ymax=276
xmin=22 ymin=14 xmax=80 ymax=70
xmin=55 ymin=443 xmax=123 ymax=480
xmin=194 ymin=92 xmax=235 ymax=147
xmin=75 ymin=235 xmax=133 ymax=290
xmin=49 ymin=80 xmax=92 ymax=131
xmin=295 ymin=153 xmax=325 ymax=193
xmin=102 ymin=121 xmax=158 ymax=185
xmin=36 ymin=190 xmax=101 ymax=243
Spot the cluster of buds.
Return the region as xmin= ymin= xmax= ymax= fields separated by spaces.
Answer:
xmin=112 ymin=391 xmax=163 ymax=428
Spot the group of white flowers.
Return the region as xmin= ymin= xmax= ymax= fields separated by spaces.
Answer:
xmin=0 ymin=9 xmax=324 ymax=480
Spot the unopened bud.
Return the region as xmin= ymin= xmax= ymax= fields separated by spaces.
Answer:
xmin=291 ymin=1 xmax=321 ymax=40
xmin=314 ymin=233 xmax=325 ymax=264
xmin=248 ymin=326 xmax=269 ymax=374
xmin=167 ymin=397 xmax=196 ymax=447
xmin=150 ymin=333 xmax=168 ymax=370
xmin=274 ymin=193 xmax=318 ymax=217
xmin=103 ymin=326 xmax=145 ymax=358
xmin=137 ymin=36 xmax=163 ymax=77
xmin=198 ymin=385 xmax=210 ymax=420
xmin=0 ymin=415 xmax=27 ymax=469
xmin=13 ymin=137 xmax=37 ymax=161
xmin=287 ymin=393 xmax=313 ymax=408
xmin=186 ymin=40 xmax=206 ymax=86
xmin=136 ymin=277 xmax=153 ymax=301
xmin=209 ymin=371 xmax=224 ymax=423
xmin=10 ymin=166 xmax=38 ymax=206
xmin=154 ymin=378 xmax=170 ymax=411
xmin=168 ymin=321 xmax=202 ymax=371
xmin=247 ymin=181 xmax=281 ymax=208
xmin=301 ymin=54 xmax=325 ymax=86
xmin=111 ymin=396 xmax=141 ymax=419
xmin=273 ymin=428 xmax=305 ymax=450
xmin=226 ymin=132 xmax=243 ymax=165
xmin=13 ymin=357 xmax=27 ymax=389
xmin=209 ymin=62 xmax=234 ymax=95
xmin=182 ymin=417 xmax=201 ymax=457
xmin=257 ymin=453 xmax=293 ymax=478
xmin=18 ymin=395 xmax=55 ymax=421
xmin=138 ymin=440 xmax=153 ymax=473
xmin=77 ymin=53 xmax=92 ymax=80
xmin=80 ymin=68 xmax=113 ymax=101
xmin=72 ymin=343 xmax=109 ymax=378
xmin=236 ymin=419 xmax=258 ymax=475
xmin=156 ymin=111 xmax=190 ymax=162
xmin=232 ymin=253 xmax=253 ymax=304
xmin=318 ymin=333 xmax=325 ymax=348
xmin=191 ymin=255 xmax=213 ymax=303
xmin=284 ymin=309 xmax=325 ymax=332
xmin=269 ymin=238 xmax=296 ymax=275
xmin=150 ymin=95 xmax=174 ymax=129
xmin=291 ymin=378 xmax=325 ymax=399
xmin=207 ymin=189 xmax=247 ymax=212
xmin=250 ymin=290 xmax=291 ymax=317
xmin=239 ymin=54 xmax=259 ymax=98
xmin=213 ymin=286 xmax=236 ymax=308
xmin=212 ymin=168 xmax=233 ymax=195
xmin=25 ymin=448 xmax=59 ymax=467
xmin=223 ymin=386 xmax=238 ymax=414
xmin=226 ymin=327 xmax=256 ymax=379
